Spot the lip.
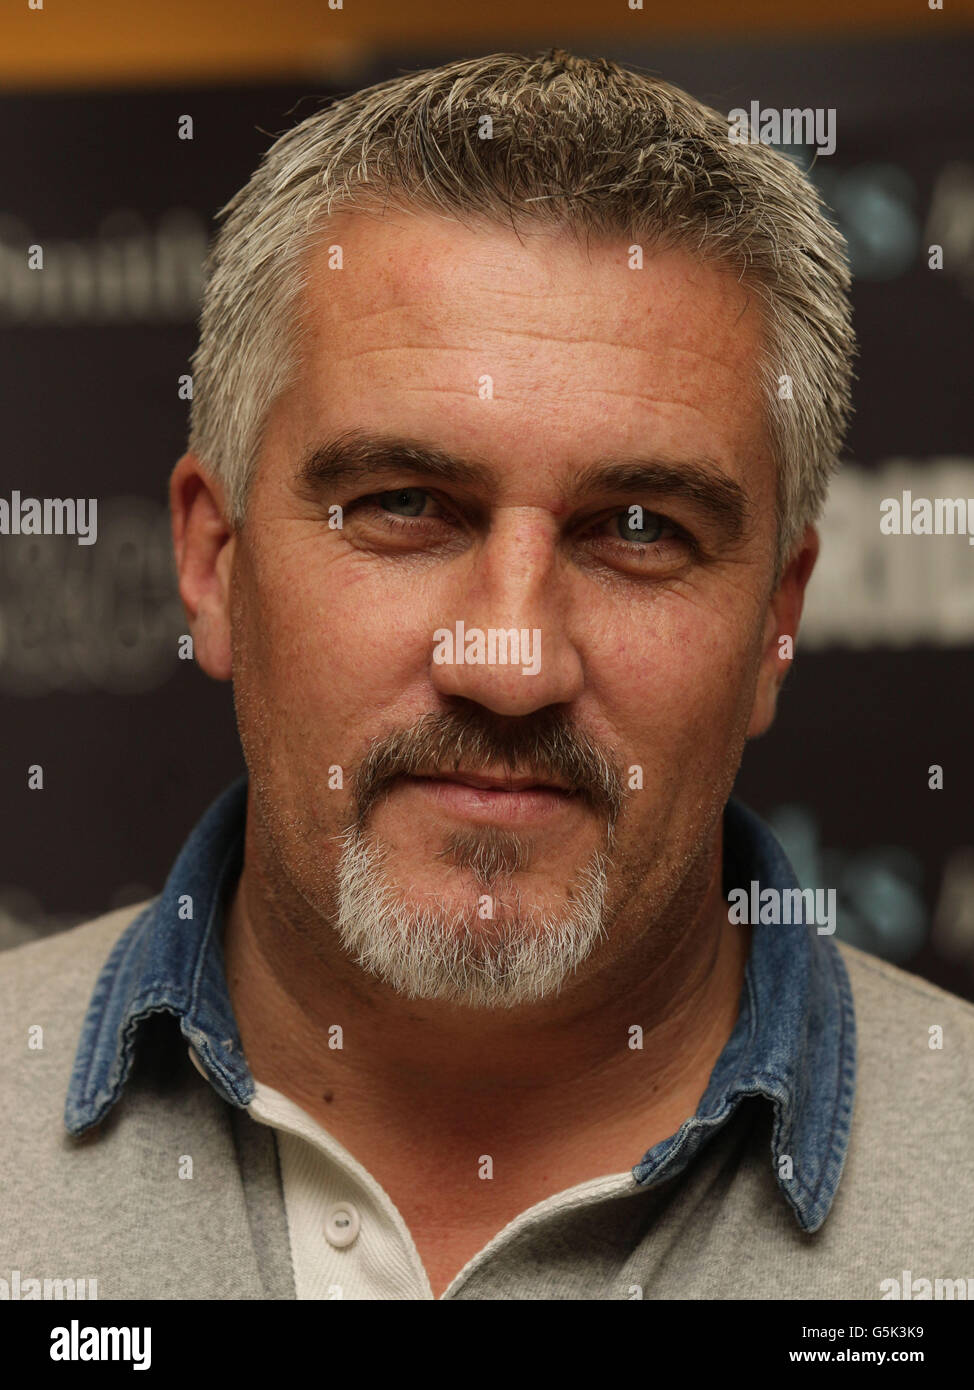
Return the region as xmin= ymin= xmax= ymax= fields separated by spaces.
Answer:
xmin=422 ymin=770 xmax=571 ymax=792
xmin=403 ymin=773 xmax=578 ymax=825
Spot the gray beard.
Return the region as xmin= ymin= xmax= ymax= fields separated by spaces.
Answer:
xmin=332 ymin=823 xmax=614 ymax=1009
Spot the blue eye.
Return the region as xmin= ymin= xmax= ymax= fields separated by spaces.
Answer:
xmin=377 ymin=488 xmax=430 ymax=517
xmin=616 ymin=507 xmax=668 ymax=544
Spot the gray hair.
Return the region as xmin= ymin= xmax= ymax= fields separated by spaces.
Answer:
xmin=187 ymin=48 xmax=855 ymax=574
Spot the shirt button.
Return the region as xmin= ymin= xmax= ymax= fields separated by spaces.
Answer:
xmin=187 ymin=1046 xmax=208 ymax=1079
xmin=324 ymin=1203 xmax=360 ymax=1249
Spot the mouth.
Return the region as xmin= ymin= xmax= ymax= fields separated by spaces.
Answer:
xmin=401 ymin=769 xmax=578 ymax=824
xmin=415 ymin=769 xmax=573 ymax=793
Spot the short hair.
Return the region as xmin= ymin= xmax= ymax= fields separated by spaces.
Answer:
xmin=187 ymin=48 xmax=855 ymax=575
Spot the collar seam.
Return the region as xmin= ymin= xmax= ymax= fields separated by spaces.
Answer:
xmin=69 ymin=906 xmax=156 ymax=1110
xmin=799 ymin=939 xmax=856 ymax=1217
xmin=187 ymin=834 xmax=240 ymax=1029
xmin=77 ymin=1001 xmax=180 ymax=1127
xmin=182 ymin=834 xmax=250 ymax=1098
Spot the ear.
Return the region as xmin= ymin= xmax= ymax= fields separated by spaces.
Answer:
xmin=746 ymin=524 xmax=819 ymax=740
xmin=169 ymin=452 xmax=236 ymax=681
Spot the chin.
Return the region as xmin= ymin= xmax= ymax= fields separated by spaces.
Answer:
xmin=332 ymin=822 xmax=613 ymax=1007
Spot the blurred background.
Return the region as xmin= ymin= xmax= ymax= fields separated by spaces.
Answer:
xmin=1 ymin=0 xmax=973 ymax=996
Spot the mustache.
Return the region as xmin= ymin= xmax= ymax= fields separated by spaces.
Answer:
xmin=352 ymin=706 xmax=625 ymax=827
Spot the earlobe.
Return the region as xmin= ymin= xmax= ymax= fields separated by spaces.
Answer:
xmin=746 ymin=664 xmax=782 ymax=741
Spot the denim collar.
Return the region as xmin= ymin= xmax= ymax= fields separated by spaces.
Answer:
xmin=631 ymin=798 xmax=856 ymax=1232
xmin=65 ymin=776 xmax=855 ymax=1233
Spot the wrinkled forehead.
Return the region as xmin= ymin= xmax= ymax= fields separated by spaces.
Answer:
xmin=297 ymin=207 xmax=763 ymax=355
xmin=266 ymin=209 xmax=774 ymax=520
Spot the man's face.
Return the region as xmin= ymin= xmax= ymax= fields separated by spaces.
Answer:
xmin=198 ymin=211 xmax=805 ymax=1006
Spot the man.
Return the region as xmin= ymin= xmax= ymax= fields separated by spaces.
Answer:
xmin=3 ymin=49 xmax=972 ymax=1302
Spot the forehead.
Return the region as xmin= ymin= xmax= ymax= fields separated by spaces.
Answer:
xmin=276 ymin=209 xmax=772 ymax=507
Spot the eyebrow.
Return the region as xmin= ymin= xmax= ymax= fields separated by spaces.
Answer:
xmin=295 ymin=428 xmax=752 ymax=543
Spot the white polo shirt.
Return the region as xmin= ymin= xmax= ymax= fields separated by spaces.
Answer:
xmin=246 ymin=1079 xmax=637 ymax=1300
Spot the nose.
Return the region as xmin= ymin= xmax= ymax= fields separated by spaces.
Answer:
xmin=429 ymin=508 xmax=584 ymax=717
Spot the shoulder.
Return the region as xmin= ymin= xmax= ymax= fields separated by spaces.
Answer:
xmin=833 ymin=939 xmax=974 ymax=1201
xmin=836 ymin=937 xmax=974 ymax=1044
xmin=0 ymin=901 xmax=154 ymax=1114
xmin=0 ymin=900 xmax=153 ymax=1008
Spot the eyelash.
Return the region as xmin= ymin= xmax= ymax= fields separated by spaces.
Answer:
xmin=347 ymin=489 xmax=695 ymax=556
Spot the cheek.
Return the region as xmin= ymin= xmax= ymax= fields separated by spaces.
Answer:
xmin=235 ymin=542 xmax=438 ymax=767
xmin=595 ymin=597 xmax=762 ymax=783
